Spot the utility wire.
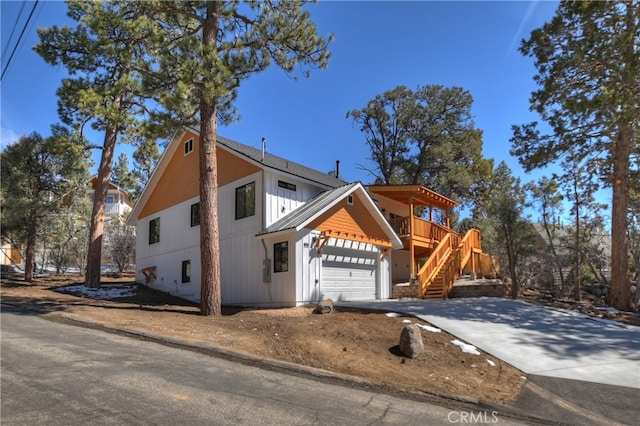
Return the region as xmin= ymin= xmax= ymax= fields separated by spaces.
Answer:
xmin=1 ymin=1 xmax=27 ymax=60
xmin=1 ymin=0 xmax=40 ymax=83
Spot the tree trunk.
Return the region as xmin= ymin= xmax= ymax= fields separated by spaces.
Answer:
xmin=610 ymin=127 xmax=632 ymax=311
xmin=85 ymin=125 xmax=119 ymax=288
xmin=199 ymin=2 xmax=222 ymax=316
xmin=574 ymin=177 xmax=581 ymax=302
xmin=24 ymin=219 xmax=37 ymax=282
xmin=503 ymin=227 xmax=518 ymax=299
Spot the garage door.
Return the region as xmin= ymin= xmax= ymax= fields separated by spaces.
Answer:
xmin=321 ymin=246 xmax=377 ymax=301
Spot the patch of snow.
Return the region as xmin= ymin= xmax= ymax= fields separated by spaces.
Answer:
xmin=385 ymin=312 xmax=401 ymax=317
xmin=487 ymin=359 xmax=495 ymax=367
xmin=57 ymin=284 xmax=137 ymax=300
xmin=417 ymin=324 xmax=441 ymax=333
xmin=451 ymin=339 xmax=481 ymax=355
xmin=402 ymin=319 xmax=412 ymax=324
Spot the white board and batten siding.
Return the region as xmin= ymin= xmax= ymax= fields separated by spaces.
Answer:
xmin=263 ymin=170 xmax=325 ymax=227
xmin=134 ymin=195 xmax=202 ymax=301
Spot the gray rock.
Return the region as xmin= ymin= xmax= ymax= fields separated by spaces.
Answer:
xmin=399 ymin=324 xmax=424 ymax=358
xmin=315 ymin=299 xmax=334 ymax=314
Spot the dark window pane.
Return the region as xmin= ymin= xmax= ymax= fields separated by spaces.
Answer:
xmin=274 ymin=241 xmax=288 ymax=273
xmin=235 ymin=182 xmax=255 ymax=220
xmin=181 ymin=260 xmax=191 ymax=283
xmin=191 ymin=202 xmax=200 ymax=227
xmin=149 ymin=218 xmax=160 ymax=244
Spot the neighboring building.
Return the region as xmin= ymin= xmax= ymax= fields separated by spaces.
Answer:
xmin=127 ymin=129 xmax=402 ymax=307
xmin=88 ymin=176 xmax=133 ymax=221
xmin=1 ymin=237 xmax=23 ymax=266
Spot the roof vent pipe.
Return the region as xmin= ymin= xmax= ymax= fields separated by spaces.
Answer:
xmin=261 ymin=137 xmax=266 ymax=162
xmin=336 ymin=160 xmax=340 ymax=179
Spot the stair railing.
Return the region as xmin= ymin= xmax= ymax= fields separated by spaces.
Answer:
xmin=417 ymin=232 xmax=453 ymax=298
xmin=458 ymin=228 xmax=481 ymax=274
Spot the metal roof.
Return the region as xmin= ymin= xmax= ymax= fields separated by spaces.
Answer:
xmin=257 ymin=182 xmax=360 ymax=236
xmin=368 ymin=185 xmax=459 ymax=210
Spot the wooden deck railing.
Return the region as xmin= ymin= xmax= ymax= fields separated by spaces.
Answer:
xmin=388 ymin=216 xmax=460 ymax=246
xmin=458 ymin=228 xmax=481 ymax=273
xmin=417 ymin=228 xmax=482 ymax=299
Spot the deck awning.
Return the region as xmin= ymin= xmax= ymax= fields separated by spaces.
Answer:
xmin=368 ymin=185 xmax=458 ymax=210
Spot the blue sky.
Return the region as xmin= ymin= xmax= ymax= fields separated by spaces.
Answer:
xmin=1 ymin=1 xmax=567 ymax=206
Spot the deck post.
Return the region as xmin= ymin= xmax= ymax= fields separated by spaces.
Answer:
xmin=409 ymin=195 xmax=415 ymax=283
xmin=470 ymin=251 xmax=477 ymax=280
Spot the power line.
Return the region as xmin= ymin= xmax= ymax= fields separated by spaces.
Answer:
xmin=1 ymin=1 xmax=27 ymax=60
xmin=1 ymin=0 xmax=40 ymax=83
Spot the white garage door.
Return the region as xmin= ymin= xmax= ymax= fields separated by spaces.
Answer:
xmin=321 ymin=246 xmax=377 ymax=301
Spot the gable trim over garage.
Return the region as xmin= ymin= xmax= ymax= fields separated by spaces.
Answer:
xmin=256 ymin=182 xmax=402 ymax=253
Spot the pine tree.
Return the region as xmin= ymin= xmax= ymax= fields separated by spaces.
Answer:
xmin=36 ymin=1 xmax=166 ymax=288
xmin=347 ymin=84 xmax=491 ymax=205
xmin=510 ymin=0 xmax=639 ymax=310
xmin=0 ymin=127 xmax=88 ymax=281
xmin=139 ymin=1 xmax=332 ymax=315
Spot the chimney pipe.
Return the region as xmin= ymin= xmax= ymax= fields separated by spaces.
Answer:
xmin=336 ymin=160 xmax=340 ymax=179
xmin=261 ymin=137 xmax=266 ymax=162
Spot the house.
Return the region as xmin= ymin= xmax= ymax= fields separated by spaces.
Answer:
xmin=127 ymin=129 xmax=403 ymax=306
xmin=1 ymin=237 xmax=23 ymax=267
xmin=88 ymin=176 xmax=133 ymax=220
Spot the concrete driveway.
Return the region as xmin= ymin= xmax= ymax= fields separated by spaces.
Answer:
xmin=337 ymin=298 xmax=640 ymax=389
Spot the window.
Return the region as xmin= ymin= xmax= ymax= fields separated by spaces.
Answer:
xmin=190 ymin=202 xmax=200 ymax=227
xmin=184 ymin=138 xmax=193 ymax=155
xmin=274 ymin=241 xmax=288 ymax=273
xmin=277 ymin=180 xmax=296 ymax=191
xmin=149 ymin=217 xmax=160 ymax=244
xmin=181 ymin=260 xmax=191 ymax=283
xmin=107 ymin=196 xmax=114 ymax=204
xmin=235 ymin=182 xmax=255 ymax=220
xmin=347 ymin=194 xmax=354 ymax=205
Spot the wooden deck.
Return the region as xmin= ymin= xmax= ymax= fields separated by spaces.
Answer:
xmin=368 ymin=185 xmax=486 ymax=299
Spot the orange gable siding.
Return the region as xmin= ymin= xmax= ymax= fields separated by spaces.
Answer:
xmin=307 ymin=193 xmax=389 ymax=242
xmin=139 ymin=132 xmax=261 ymax=219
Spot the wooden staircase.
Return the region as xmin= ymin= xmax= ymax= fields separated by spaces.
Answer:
xmin=418 ymin=229 xmax=482 ymax=299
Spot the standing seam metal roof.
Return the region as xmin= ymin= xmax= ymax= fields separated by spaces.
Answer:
xmin=257 ymin=182 xmax=361 ymax=236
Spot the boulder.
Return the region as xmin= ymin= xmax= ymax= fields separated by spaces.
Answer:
xmin=315 ymin=299 xmax=334 ymax=314
xmin=399 ymin=324 xmax=424 ymax=358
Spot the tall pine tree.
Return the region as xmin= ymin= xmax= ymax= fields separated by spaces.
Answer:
xmin=36 ymin=1 xmax=164 ymax=288
xmin=138 ymin=1 xmax=332 ymax=315
xmin=510 ymin=0 xmax=639 ymax=310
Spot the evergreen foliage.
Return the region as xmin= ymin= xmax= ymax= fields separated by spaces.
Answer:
xmin=510 ymin=0 xmax=639 ymax=310
xmin=135 ymin=1 xmax=332 ymax=315
xmin=347 ymin=84 xmax=492 ymax=205
xmin=0 ymin=127 xmax=88 ymax=281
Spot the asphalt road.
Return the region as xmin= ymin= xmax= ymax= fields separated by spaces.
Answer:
xmin=0 ymin=310 xmax=534 ymax=425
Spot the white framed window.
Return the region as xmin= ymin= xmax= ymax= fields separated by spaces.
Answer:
xmin=277 ymin=180 xmax=296 ymax=191
xmin=107 ymin=196 xmax=114 ymax=204
xmin=184 ymin=138 xmax=194 ymax=155
xmin=149 ymin=217 xmax=160 ymax=244
xmin=235 ymin=182 xmax=255 ymax=220
xmin=181 ymin=260 xmax=191 ymax=283
xmin=274 ymin=241 xmax=288 ymax=273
